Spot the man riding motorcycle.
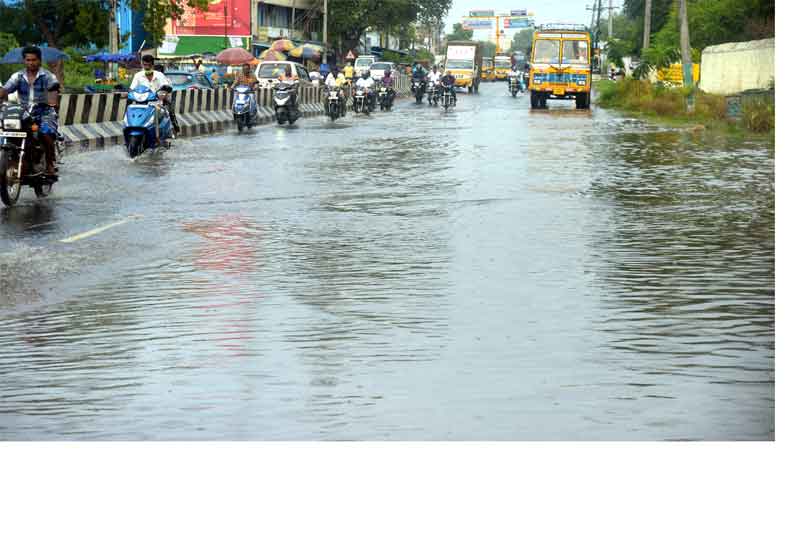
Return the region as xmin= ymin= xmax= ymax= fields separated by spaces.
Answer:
xmin=355 ymin=70 xmax=376 ymax=110
xmin=130 ymin=54 xmax=180 ymax=136
xmin=0 ymin=45 xmax=60 ymax=177
xmin=441 ymin=71 xmax=457 ymax=105
xmin=379 ymin=69 xmax=396 ymax=108
xmin=232 ymin=62 xmax=259 ymax=121
xmin=324 ymin=66 xmax=347 ymax=116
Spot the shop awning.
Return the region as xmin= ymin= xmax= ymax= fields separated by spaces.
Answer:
xmin=157 ymin=36 xmax=251 ymax=57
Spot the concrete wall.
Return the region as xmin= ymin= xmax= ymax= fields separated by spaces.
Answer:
xmin=700 ymin=38 xmax=774 ymax=95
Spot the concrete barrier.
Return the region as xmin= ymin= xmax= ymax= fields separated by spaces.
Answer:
xmin=700 ymin=38 xmax=774 ymax=95
xmin=59 ymin=83 xmax=325 ymax=152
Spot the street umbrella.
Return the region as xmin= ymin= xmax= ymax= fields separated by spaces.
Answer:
xmin=0 ymin=46 xmax=69 ymax=64
xmin=216 ymin=47 xmax=254 ymax=66
xmin=270 ymin=39 xmax=295 ymax=53
xmin=259 ymin=49 xmax=287 ymax=61
xmin=288 ymin=44 xmax=322 ymax=61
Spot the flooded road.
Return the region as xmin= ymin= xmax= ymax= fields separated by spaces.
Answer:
xmin=0 ymin=83 xmax=774 ymax=440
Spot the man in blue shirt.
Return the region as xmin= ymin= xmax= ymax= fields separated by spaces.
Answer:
xmin=0 ymin=46 xmax=60 ymax=176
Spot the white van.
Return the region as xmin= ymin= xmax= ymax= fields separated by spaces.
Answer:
xmin=354 ymin=55 xmax=376 ymax=77
xmin=255 ymin=61 xmax=311 ymax=88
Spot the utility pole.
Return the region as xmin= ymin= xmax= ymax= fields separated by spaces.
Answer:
xmin=608 ymin=0 xmax=613 ymax=39
xmin=322 ymin=0 xmax=328 ymax=64
xmin=680 ymin=0 xmax=694 ymax=111
xmin=224 ymin=0 xmax=229 ymax=45
xmin=109 ymin=0 xmax=119 ymax=79
xmin=643 ymin=0 xmax=652 ymax=49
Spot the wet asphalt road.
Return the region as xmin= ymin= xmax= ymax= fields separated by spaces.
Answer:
xmin=0 ymin=83 xmax=774 ymax=440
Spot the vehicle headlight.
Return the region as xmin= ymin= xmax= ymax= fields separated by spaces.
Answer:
xmin=3 ymin=118 xmax=21 ymax=130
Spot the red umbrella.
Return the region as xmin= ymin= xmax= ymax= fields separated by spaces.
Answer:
xmin=216 ymin=47 xmax=254 ymax=66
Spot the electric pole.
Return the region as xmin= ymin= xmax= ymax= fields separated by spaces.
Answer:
xmin=109 ymin=0 xmax=119 ymax=79
xmin=680 ymin=0 xmax=694 ymax=110
xmin=322 ymin=0 xmax=328 ymax=64
xmin=608 ymin=0 xmax=613 ymax=39
xmin=643 ymin=0 xmax=652 ymax=49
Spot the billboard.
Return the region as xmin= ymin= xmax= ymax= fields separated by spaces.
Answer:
xmin=171 ymin=0 xmax=251 ymax=36
xmin=511 ymin=10 xmax=527 ymax=16
xmin=462 ymin=18 xmax=494 ymax=30
xmin=469 ymin=10 xmax=494 ymax=17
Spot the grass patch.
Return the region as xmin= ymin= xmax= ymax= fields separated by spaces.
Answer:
xmin=595 ymin=79 xmax=773 ymax=136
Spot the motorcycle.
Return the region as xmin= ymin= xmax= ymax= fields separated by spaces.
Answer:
xmin=427 ymin=82 xmax=441 ymax=107
xmin=233 ymin=85 xmax=257 ymax=132
xmin=325 ymin=88 xmax=342 ymax=121
xmin=441 ymin=83 xmax=456 ymax=111
xmin=353 ymin=87 xmax=372 ymax=115
xmin=123 ymin=85 xmax=173 ymax=159
xmin=0 ymin=102 xmax=63 ymax=207
xmin=508 ymin=73 xmax=521 ymax=97
xmin=274 ymin=81 xmax=300 ymax=125
xmin=411 ymin=78 xmax=426 ymax=104
xmin=377 ymin=84 xmax=395 ymax=111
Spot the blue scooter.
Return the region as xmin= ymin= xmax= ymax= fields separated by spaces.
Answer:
xmin=233 ymin=85 xmax=258 ymax=132
xmin=123 ymin=85 xmax=173 ymax=158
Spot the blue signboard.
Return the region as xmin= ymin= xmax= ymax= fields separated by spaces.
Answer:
xmin=504 ymin=18 xmax=531 ymax=29
xmin=463 ymin=18 xmax=494 ymax=29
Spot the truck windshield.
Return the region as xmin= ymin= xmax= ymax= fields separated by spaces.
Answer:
xmin=447 ymin=59 xmax=473 ymax=70
xmin=562 ymin=40 xmax=589 ymax=64
xmin=534 ymin=40 xmax=560 ymax=64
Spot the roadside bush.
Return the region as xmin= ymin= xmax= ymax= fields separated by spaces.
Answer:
xmin=742 ymin=96 xmax=774 ymax=133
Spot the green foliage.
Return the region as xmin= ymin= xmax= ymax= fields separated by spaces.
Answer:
xmin=742 ymin=94 xmax=774 ymax=133
xmin=329 ymin=1 xmax=452 ymax=55
xmin=446 ymin=23 xmax=473 ymax=42
xmin=0 ymin=32 xmax=20 ymax=83
xmin=510 ymin=29 xmax=533 ymax=54
xmin=479 ymin=41 xmax=496 ymax=58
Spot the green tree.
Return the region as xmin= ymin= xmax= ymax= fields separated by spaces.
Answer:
xmin=446 ymin=23 xmax=473 ymax=42
xmin=510 ymin=28 xmax=533 ymax=54
xmin=479 ymin=41 xmax=496 ymax=57
xmin=129 ymin=0 xmax=210 ymax=49
xmin=0 ymin=1 xmax=111 ymax=49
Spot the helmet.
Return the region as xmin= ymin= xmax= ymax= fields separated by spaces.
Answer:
xmin=385 ymin=69 xmax=391 ymax=76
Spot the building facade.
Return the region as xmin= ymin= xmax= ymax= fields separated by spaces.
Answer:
xmin=253 ymin=0 xmax=324 ymax=43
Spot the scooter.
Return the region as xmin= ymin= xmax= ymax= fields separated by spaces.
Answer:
xmin=274 ymin=81 xmax=300 ymax=125
xmin=377 ymin=85 xmax=395 ymax=111
xmin=0 ymin=102 xmax=63 ymax=207
xmin=326 ymin=88 xmax=341 ymax=121
xmin=441 ymin=83 xmax=456 ymax=111
xmin=122 ymin=85 xmax=173 ymax=158
xmin=411 ymin=78 xmax=426 ymax=104
xmin=508 ymin=74 xmax=521 ymax=97
xmin=233 ymin=85 xmax=257 ymax=132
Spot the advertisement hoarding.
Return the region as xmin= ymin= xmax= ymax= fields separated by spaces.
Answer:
xmin=446 ymin=45 xmax=476 ymax=60
xmin=171 ymin=0 xmax=251 ymax=36
xmin=469 ymin=10 xmax=494 ymax=17
xmin=511 ymin=10 xmax=527 ymax=16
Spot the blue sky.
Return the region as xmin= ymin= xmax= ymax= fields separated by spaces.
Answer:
xmin=445 ymin=1 xmax=594 ymax=32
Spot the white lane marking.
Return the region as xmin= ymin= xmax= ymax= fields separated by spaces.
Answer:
xmin=59 ymin=216 xmax=139 ymax=244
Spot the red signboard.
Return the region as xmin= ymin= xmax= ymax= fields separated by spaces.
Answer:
xmin=171 ymin=0 xmax=251 ymax=37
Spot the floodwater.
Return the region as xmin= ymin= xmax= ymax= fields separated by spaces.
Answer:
xmin=0 ymin=84 xmax=774 ymax=440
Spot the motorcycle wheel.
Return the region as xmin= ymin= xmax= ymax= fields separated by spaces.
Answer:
xmin=236 ymin=116 xmax=245 ymax=133
xmin=127 ymin=134 xmax=144 ymax=158
xmin=415 ymin=94 xmax=422 ymax=104
xmin=34 ymin=182 xmax=53 ymax=198
xmin=0 ymin=150 xmax=21 ymax=207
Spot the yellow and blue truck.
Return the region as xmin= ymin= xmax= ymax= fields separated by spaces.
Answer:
xmin=529 ymin=24 xmax=592 ymax=109
xmin=444 ymin=41 xmax=483 ymax=94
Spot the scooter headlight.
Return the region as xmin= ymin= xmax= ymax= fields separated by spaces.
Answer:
xmin=2 ymin=118 xmax=21 ymax=130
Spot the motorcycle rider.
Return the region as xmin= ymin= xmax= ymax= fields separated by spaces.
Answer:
xmin=427 ymin=65 xmax=442 ymax=101
xmin=130 ymin=54 xmax=180 ymax=136
xmin=232 ymin=62 xmax=259 ymax=118
xmin=324 ymin=66 xmax=345 ymax=116
xmin=355 ymin=70 xmax=376 ymax=110
xmin=441 ymin=71 xmax=457 ymax=105
xmin=0 ymin=45 xmax=61 ymax=177
xmin=509 ymin=61 xmax=526 ymax=94
xmin=379 ymin=69 xmax=396 ymax=107
xmin=343 ymin=61 xmax=355 ymax=81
